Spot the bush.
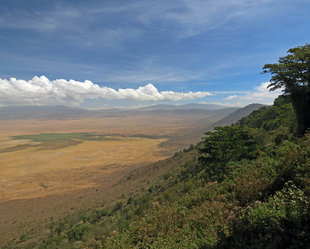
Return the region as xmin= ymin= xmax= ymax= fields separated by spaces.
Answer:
xmin=67 ymin=223 xmax=91 ymax=242
xmin=219 ymin=182 xmax=310 ymax=249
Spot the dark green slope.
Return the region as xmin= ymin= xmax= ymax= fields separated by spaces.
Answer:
xmin=210 ymin=103 xmax=265 ymax=128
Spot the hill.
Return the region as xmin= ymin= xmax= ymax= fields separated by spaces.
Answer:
xmin=137 ymin=103 xmax=230 ymax=111
xmin=209 ymin=103 xmax=265 ymax=128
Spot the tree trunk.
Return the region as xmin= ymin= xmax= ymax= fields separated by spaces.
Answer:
xmin=291 ymin=87 xmax=310 ymax=135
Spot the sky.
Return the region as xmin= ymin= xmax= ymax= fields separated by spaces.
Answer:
xmin=0 ymin=0 xmax=309 ymax=108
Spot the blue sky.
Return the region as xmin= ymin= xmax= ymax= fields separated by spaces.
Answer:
xmin=0 ymin=0 xmax=309 ymax=108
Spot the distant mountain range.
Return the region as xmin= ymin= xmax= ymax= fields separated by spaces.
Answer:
xmin=0 ymin=104 xmax=265 ymax=124
xmin=136 ymin=103 xmax=228 ymax=111
xmin=0 ymin=104 xmax=228 ymax=120
xmin=0 ymin=105 xmax=93 ymax=120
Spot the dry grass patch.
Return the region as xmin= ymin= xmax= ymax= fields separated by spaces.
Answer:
xmin=0 ymin=133 xmax=168 ymax=202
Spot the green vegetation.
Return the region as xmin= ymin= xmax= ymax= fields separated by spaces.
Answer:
xmin=199 ymin=126 xmax=258 ymax=181
xmin=0 ymin=133 xmax=120 ymax=153
xmin=263 ymin=44 xmax=310 ymax=135
xmin=0 ymin=132 xmax=166 ymax=154
xmin=13 ymin=132 xmax=118 ymax=143
xmin=4 ymin=96 xmax=310 ymax=249
xmin=130 ymin=134 xmax=166 ymax=139
xmin=3 ymin=46 xmax=310 ymax=249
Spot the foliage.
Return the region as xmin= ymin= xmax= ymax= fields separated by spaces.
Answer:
xmin=238 ymin=96 xmax=296 ymax=133
xmin=67 ymin=223 xmax=91 ymax=242
xmin=219 ymin=182 xmax=310 ymax=249
xmin=198 ymin=126 xmax=258 ymax=181
xmin=263 ymin=44 xmax=310 ymax=135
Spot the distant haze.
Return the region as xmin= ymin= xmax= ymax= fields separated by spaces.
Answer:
xmin=0 ymin=103 xmax=263 ymax=124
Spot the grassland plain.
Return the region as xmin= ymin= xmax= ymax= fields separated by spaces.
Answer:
xmin=0 ymin=133 xmax=168 ymax=201
xmin=0 ymin=132 xmax=168 ymax=243
xmin=0 ymin=112 xmax=218 ymax=244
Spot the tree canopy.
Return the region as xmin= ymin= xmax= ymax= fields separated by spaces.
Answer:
xmin=263 ymin=44 xmax=310 ymax=135
xmin=199 ymin=126 xmax=258 ymax=181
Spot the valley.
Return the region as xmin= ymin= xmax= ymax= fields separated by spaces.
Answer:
xmin=0 ymin=104 xmax=259 ymax=244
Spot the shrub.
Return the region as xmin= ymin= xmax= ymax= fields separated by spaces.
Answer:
xmin=67 ymin=223 xmax=91 ymax=242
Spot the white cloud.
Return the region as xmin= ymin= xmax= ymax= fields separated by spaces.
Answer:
xmin=238 ymin=82 xmax=282 ymax=104
xmin=225 ymin=95 xmax=238 ymax=101
xmin=217 ymin=82 xmax=282 ymax=107
xmin=0 ymin=75 xmax=212 ymax=106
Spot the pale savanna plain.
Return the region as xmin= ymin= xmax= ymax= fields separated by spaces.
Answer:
xmin=0 ymin=105 xmax=245 ymax=243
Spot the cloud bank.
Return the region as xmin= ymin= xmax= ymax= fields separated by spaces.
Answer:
xmin=221 ymin=82 xmax=282 ymax=107
xmin=0 ymin=76 xmax=211 ymax=106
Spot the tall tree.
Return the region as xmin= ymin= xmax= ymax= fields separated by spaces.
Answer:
xmin=199 ymin=126 xmax=257 ymax=181
xmin=263 ymin=44 xmax=310 ymax=135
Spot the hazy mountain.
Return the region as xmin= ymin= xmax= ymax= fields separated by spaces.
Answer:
xmin=0 ymin=105 xmax=95 ymax=120
xmin=0 ymin=104 xmax=236 ymax=120
xmin=0 ymin=105 xmax=133 ymax=120
xmin=209 ymin=103 xmax=265 ymax=128
xmin=0 ymin=103 xmax=256 ymax=122
xmin=137 ymin=103 xmax=228 ymax=111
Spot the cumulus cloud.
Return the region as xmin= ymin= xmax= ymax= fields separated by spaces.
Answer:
xmin=0 ymin=75 xmax=212 ymax=106
xmin=219 ymin=82 xmax=282 ymax=107
xmin=235 ymin=82 xmax=281 ymax=104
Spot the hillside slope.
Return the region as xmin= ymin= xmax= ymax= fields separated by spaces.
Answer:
xmin=209 ymin=103 xmax=265 ymax=128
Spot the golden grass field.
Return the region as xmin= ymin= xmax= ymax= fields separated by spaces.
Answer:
xmin=0 ymin=113 xmax=216 ymax=243
xmin=0 ymin=135 xmax=167 ymax=202
xmin=0 ymin=114 xmax=211 ymax=202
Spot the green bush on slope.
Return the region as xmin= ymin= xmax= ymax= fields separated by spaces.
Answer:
xmin=102 ymin=98 xmax=310 ymax=249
